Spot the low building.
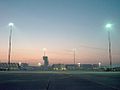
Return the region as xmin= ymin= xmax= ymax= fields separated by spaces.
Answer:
xmin=66 ymin=64 xmax=99 ymax=70
xmin=0 ymin=62 xmax=29 ymax=71
xmin=0 ymin=63 xmax=19 ymax=70
xmin=19 ymin=63 xmax=29 ymax=70
xmin=66 ymin=64 xmax=79 ymax=70
xmin=80 ymin=64 xmax=99 ymax=70
xmin=52 ymin=64 xmax=66 ymax=70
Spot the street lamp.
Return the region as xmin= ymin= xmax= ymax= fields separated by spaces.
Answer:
xmin=98 ymin=62 xmax=101 ymax=68
xmin=9 ymin=23 xmax=14 ymax=27
xmin=77 ymin=63 xmax=81 ymax=67
xmin=38 ymin=63 xmax=41 ymax=66
xmin=106 ymin=23 xmax=112 ymax=68
xmin=19 ymin=62 xmax=22 ymax=66
xmin=8 ymin=22 xmax=14 ymax=70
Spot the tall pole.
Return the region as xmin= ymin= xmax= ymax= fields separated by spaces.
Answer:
xmin=8 ymin=25 xmax=12 ymax=70
xmin=43 ymin=48 xmax=46 ymax=56
xmin=44 ymin=50 xmax=45 ymax=56
xmin=44 ymin=49 xmax=46 ymax=56
xmin=74 ymin=48 xmax=75 ymax=64
xmin=108 ymin=31 xmax=112 ymax=68
xmin=106 ymin=23 xmax=112 ymax=68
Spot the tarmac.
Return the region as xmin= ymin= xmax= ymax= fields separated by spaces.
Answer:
xmin=0 ymin=71 xmax=120 ymax=90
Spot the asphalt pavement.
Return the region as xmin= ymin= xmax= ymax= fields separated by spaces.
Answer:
xmin=0 ymin=71 xmax=119 ymax=90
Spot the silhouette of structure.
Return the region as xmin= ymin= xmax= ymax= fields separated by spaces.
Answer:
xmin=43 ymin=56 xmax=49 ymax=67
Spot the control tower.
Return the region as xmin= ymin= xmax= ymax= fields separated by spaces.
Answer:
xmin=43 ymin=56 xmax=49 ymax=66
xmin=42 ymin=48 xmax=49 ymax=67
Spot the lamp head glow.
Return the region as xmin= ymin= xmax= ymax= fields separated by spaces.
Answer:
xmin=98 ymin=62 xmax=101 ymax=65
xmin=106 ymin=24 xmax=112 ymax=28
xmin=73 ymin=48 xmax=76 ymax=51
xmin=9 ymin=23 xmax=14 ymax=27
xmin=19 ymin=62 xmax=22 ymax=66
xmin=38 ymin=63 xmax=41 ymax=66
xmin=77 ymin=63 xmax=81 ymax=67
xmin=43 ymin=48 xmax=47 ymax=51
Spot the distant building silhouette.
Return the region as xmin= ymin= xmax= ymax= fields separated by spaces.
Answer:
xmin=0 ymin=63 xmax=29 ymax=71
xmin=43 ymin=56 xmax=49 ymax=67
xmin=52 ymin=64 xmax=66 ymax=70
xmin=66 ymin=64 xmax=99 ymax=70
xmin=0 ymin=63 xmax=19 ymax=70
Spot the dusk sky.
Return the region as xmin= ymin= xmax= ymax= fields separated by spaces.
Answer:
xmin=0 ymin=0 xmax=120 ymax=65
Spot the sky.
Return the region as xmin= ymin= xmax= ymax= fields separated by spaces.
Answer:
xmin=0 ymin=0 xmax=120 ymax=65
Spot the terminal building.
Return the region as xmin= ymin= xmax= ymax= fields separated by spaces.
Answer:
xmin=0 ymin=63 xmax=19 ymax=70
xmin=0 ymin=63 xmax=29 ymax=71
xmin=52 ymin=64 xmax=66 ymax=70
xmin=66 ymin=64 xmax=99 ymax=70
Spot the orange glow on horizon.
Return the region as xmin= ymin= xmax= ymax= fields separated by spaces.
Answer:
xmin=0 ymin=46 xmax=119 ymax=65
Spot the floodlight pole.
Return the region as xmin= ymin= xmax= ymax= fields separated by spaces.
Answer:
xmin=108 ymin=31 xmax=112 ymax=68
xmin=44 ymin=50 xmax=45 ymax=56
xmin=8 ymin=25 xmax=12 ymax=70
xmin=43 ymin=48 xmax=46 ymax=56
xmin=74 ymin=49 xmax=75 ymax=64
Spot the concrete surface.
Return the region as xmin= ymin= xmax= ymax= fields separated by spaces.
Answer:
xmin=0 ymin=71 xmax=119 ymax=90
